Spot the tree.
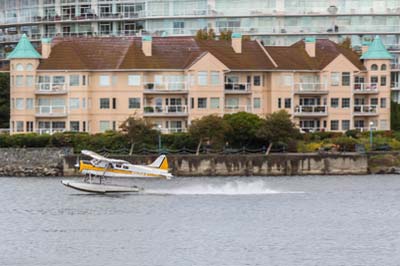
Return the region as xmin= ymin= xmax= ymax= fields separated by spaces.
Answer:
xmin=391 ymin=101 xmax=400 ymax=131
xmin=219 ymin=30 xmax=232 ymax=40
xmin=223 ymin=112 xmax=264 ymax=148
xmin=188 ymin=115 xmax=231 ymax=155
xmin=120 ymin=116 xmax=157 ymax=155
xmin=256 ymin=110 xmax=300 ymax=154
xmin=339 ymin=37 xmax=352 ymax=50
xmin=0 ymin=73 xmax=10 ymax=128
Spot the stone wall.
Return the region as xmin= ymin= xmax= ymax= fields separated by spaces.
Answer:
xmin=0 ymin=148 xmax=72 ymax=177
xmin=64 ymin=153 xmax=368 ymax=177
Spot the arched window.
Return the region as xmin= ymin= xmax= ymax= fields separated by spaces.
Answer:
xmin=26 ymin=63 xmax=34 ymax=71
xmin=371 ymin=64 xmax=378 ymax=71
xmin=380 ymin=64 xmax=387 ymax=71
xmin=15 ymin=64 xmax=24 ymax=71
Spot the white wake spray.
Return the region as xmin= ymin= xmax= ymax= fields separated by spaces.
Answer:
xmin=144 ymin=180 xmax=302 ymax=195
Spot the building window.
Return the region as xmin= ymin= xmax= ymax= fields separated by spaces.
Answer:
xmin=128 ymin=75 xmax=141 ymax=86
xmin=190 ymin=97 xmax=194 ymax=109
xmin=278 ymin=98 xmax=282 ymax=108
xmin=70 ymin=121 xmax=80 ymax=132
xmin=380 ymin=119 xmax=388 ymax=130
xmin=342 ymin=98 xmax=350 ymax=108
xmin=69 ymin=98 xmax=80 ymax=109
xmin=16 ymin=75 xmax=24 ymax=87
xmin=331 ymin=72 xmax=340 ymax=86
xmin=99 ymin=121 xmax=110 ymax=132
xmin=100 ymin=98 xmax=110 ymax=109
xmin=99 ymin=75 xmax=110 ymax=86
xmin=371 ymin=98 xmax=378 ymax=106
xmin=370 ymin=76 xmax=378 ymax=84
xmin=342 ymin=120 xmax=350 ymax=131
xmin=26 ymin=98 xmax=33 ymax=110
xmin=330 ymin=120 xmax=339 ymax=131
xmin=15 ymin=98 xmax=24 ymax=110
xmin=253 ymin=75 xmax=261 ymax=86
xmin=380 ymin=76 xmax=387 ymax=86
xmin=82 ymin=75 xmax=86 ymax=86
xmin=53 ymin=76 xmax=65 ymax=84
xmin=26 ymin=121 xmax=33 ymax=132
xmin=26 ymin=76 xmax=34 ymax=87
xmin=210 ymin=97 xmax=220 ymax=109
xmin=198 ymin=71 xmax=208 ymax=86
xmin=15 ymin=64 xmax=24 ymax=71
xmin=210 ymin=72 xmax=220 ymax=85
xmin=82 ymin=98 xmax=86 ymax=109
xmin=69 ymin=75 xmax=80 ymax=86
xmin=198 ymin=98 xmax=207 ymax=109
xmin=381 ymin=64 xmax=387 ymax=71
xmin=331 ymin=98 xmax=339 ymax=108
xmin=253 ymin=98 xmax=261 ymax=109
xmin=128 ymin=98 xmax=141 ymax=109
xmin=380 ymin=98 xmax=387 ymax=108
xmin=284 ymin=98 xmax=291 ymax=108
xmin=16 ymin=121 xmax=24 ymax=132
xmin=26 ymin=64 xmax=34 ymax=71
xmin=371 ymin=64 xmax=378 ymax=71
xmin=342 ymin=72 xmax=350 ymax=86
xmin=112 ymin=98 xmax=116 ymax=109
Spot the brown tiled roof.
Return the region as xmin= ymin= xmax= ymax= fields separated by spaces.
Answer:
xmin=0 ymin=63 xmax=10 ymax=72
xmin=37 ymin=37 xmax=275 ymax=70
xmin=265 ymin=39 xmax=365 ymax=71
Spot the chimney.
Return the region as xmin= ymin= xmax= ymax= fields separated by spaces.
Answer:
xmin=231 ymin=33 xmax=242 ymax=54
xmin=305 ymin=37 xmax=316 ymax=57
xmin=361 ymin=41 xmax=371 ymax=55
xmin=41 ymin=38 xmax=52 ymax=59
xmin=142 ymin=36 xmax=152 ymax=56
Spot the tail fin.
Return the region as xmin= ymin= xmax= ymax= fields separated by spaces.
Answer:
xmin=148 ymin=155 xmax=169 ymax=170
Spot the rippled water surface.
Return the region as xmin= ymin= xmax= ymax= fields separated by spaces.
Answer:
xmin=1 ymin=175 xmax=400 ymax=266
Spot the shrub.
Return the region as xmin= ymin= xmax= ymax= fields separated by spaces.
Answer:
xmin=297 ymin=141 xmax=322 ymax=153
xmin=331 ymin=136 xmax=359 ymax=152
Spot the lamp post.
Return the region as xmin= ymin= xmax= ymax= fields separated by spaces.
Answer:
xmin=369 ymin=121 xmax=374 ymax=151
xmin=158 ymin=124 xmax=162 ymax=154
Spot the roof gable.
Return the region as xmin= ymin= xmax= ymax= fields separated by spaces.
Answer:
xmin=7 ymin=34 xmax=41 ymax=60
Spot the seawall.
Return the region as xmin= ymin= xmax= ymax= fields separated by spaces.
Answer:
xmin=1 ymin=148 xmax=398 ymax=177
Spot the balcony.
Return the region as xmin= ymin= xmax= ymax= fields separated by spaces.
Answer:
xmin=224 ymin=105 xmax=252 ymax=114
xmin=293 ymin=83 xmax=328 ymax=95
xmin=35 ymin=83 xmax=68 ymax=95
xmin=35 ymin=105 xmax=67 ymax=118
xmin=353 ymin=83 xmax=378 ymax=94
xmin=143 ymin=82 xmax=188 ymax=94
xmin=300 ymin=127 xmax=323 ymax=133
xmin=353 ymin=105 xmax=378 ymax=116
xmin=36 ymin=128 xmax=66 ymax=135
xmin=391 ymin=63 xmax=400 ymax=71
xmin=392 ymin=83 xmax=400 ymax=91
xmin=160 ymin=128 xmax=187 ymax=134
xmin=143 ymin=105 xmax=188 ymax=117
xmin=294 ymin=105 xmax=328 ymax=117
xmin=224 ymin=83 xmax=251 ymax=94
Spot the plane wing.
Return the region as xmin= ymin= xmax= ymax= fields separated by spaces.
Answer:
xmin=81 ymin=150 xmax=128 ymax=164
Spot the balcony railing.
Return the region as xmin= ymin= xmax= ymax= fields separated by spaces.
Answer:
xmin=35 ymin=83 xmax=67 ymax=94
xmin=143 ymin=82 xmax=188 ymax=92
xmin=353 ymin=105 xmax=377 ymax=115
xmin=224 ymin=83 xmax=251 ymax=93
xmin=353 ymin=83 xmax=378 ymax=93
xmin=224 ymin=105 xmax=252 ymax=113
xmin=161 ymin=128 xmax=187 ymax=134
xmin=392 ymin=82 xmax=400 ymax=90
xmin=143 ymin=105 xmax=188 ymax=115
xmin=294 ymin=105 xmax=328 ymax=116
xmin=35 ymin=105 xmax=67 ymax=117
xmin=300 ymin=127 xmax=323 ymax=133
xmin=293 ymin=83 xmax=327 ymax=93
xmin=391 ymin=63 xmax=400 ymax=70
xmin=36 ymin=128 xmax=66 ymax=135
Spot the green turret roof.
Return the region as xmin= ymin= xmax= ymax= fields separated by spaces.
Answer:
xmin=360 ymin=36 xmax=392 ymax=60
xmin=7 ymin=34 xmax=41 ymax=60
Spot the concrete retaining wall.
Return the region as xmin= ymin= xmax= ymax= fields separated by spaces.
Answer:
xmin=0 ymin=148 xmax=374 ymax=177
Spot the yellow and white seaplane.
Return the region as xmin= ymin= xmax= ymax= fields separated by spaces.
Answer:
xmin=61 ymin=150 xmax=173 ymax=193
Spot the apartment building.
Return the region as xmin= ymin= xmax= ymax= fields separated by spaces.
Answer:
xmin=4 ymin=33 xmax=392 ymax=134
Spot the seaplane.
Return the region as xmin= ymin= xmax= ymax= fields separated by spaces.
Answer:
xmin=61 ymin=150 xmax=173 ymax=193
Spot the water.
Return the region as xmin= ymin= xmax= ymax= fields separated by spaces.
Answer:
xmin=1 ymin=175 xmax=400 ymax=266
